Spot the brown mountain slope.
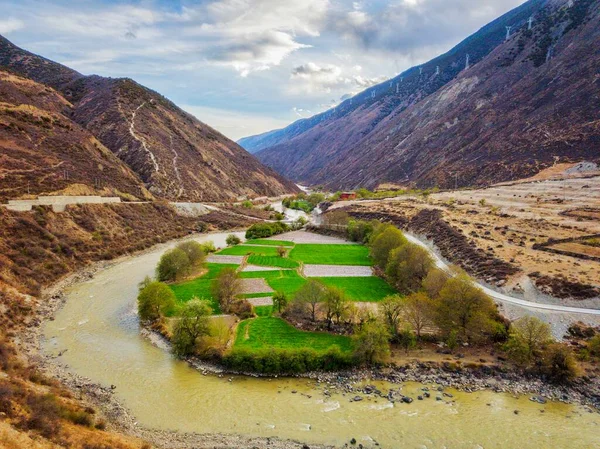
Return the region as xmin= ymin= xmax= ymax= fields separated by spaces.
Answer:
xmin=0 ymin=70 xmax=152 ymax=201
xmin=0 ymin=36 xmax=298 ymax=201
xmin=253 ymin=0 xmax=599 ymax=190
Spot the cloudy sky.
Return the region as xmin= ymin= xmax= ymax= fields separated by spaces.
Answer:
xmin=0 ymin=0 xmax=525 ymax=140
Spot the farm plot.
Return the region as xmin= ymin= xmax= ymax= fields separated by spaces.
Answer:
xmin=235 ymin=317 xmax=353 ymax=353
xmin=289 ymin=244 xmax=372 ymax=266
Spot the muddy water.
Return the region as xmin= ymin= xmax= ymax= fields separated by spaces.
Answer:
xmin=43 ymin=232 xmax=600 ymax=449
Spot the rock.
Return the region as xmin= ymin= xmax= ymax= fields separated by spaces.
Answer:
xmin=402 ymin=396 xmax=413 ymax=404
xmin=417 ymin=395 xmax=424 ymax=401
xmin=353 ymin=396 xmax=363 ymax=402
xmin=436 ymin=396 xmax=443 ymax=401
xmin=350 ymin=438 xmax=357 ymax=445
xmin=424 ymin=392 xmax=430 ymax=398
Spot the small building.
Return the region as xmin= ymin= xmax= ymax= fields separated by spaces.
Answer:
xmin=339 ymin=192 xmax=357 ymax=201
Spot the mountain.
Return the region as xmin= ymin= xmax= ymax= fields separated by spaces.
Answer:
xmin=245 ymin=0 xmax=599 ymax=190
xmin=0 ymin=70 xmax=153 ymax=201
xmin=0 ymin=36 xmax=298 ymax=201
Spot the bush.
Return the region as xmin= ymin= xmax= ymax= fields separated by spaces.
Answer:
xmin=226 ymin=234 xmax=242 ymax=246
xmin=201 ymin=241 xmax=217 ymax=254
xmin=369 ymin=225 xmax=407 ymax=269
xmin=245 ymin=222 xmax=289 ymax=240
xmin=222 ymin=346 xmax=354 ymax=374
xmin=241 ymin=200 xmax=253 ymax=208
xmin=156 ymin=248 xmax=190 ymax=282
xmin=177 ymin=241 xmax=206 ymax=267
xmin=229 ymin=299 xmax=255 ymax=319
xmin=589 ymin=335 xmax=600 ymax=359
xmin=211 ymin=268 xmax=241 ymax=314
xmin=171 ymin=299 xmax=212 ymax=357
xmin=137 ymin=280 xmax=176 ymax=321
xmin=541 ymin=344 xmax=579 ymax=383
xmin=347 ymin=219 xmax=375 ymax=243
xmin=276 ymin=246 xmax=287 ymax=257
xmin=353 ymin=320 xmax=391 ymax=365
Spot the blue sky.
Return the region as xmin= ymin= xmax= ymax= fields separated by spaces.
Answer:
xmin=0 ymin=0 xmax=525 ymax=140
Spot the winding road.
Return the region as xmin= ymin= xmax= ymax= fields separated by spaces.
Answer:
xmin=403 ymin=233 xmax=600 ymax=316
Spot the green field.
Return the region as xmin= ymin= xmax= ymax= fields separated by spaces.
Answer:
xmin=235 ymin=317 xmax=353 ymax=352
xmin=254 ymin=305 xmax=273 ymax=317
xmin=289 ymin=244 xmax=372 ymax=266
xmin=245 ymin=239 xmax=295 ymax=247
xmin=316 ymin=277 xmax=396 ymax=302
xmin=217 ymin=245 xmax=282 ymax=256
xmin=169 ymin=263 xmax=238 ymax=313
xmin=247 ymin=255 xmax=299 ymax=269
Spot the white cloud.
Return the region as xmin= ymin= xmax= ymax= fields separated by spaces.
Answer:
xmin=181 ymin=104 xmax=293 ymax=141
xmin=0 ymin=17 xmax=24 ymax=34
xmin=290 ymin=62 xmax=386 ymax=94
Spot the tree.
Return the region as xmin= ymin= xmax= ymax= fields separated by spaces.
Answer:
xmin=292 ymin=279 xmax=325 ymax=322
xmin=397 ymin=325 xmax=417 ymax=354
xmin=137 ymin=281 xmax=176 ymax=321
xmin=211 ymin=268 xmax=241 ymax=313
xmin=272 ymin=291 xmax=288 ymax=313
xmin=156 ymin=248 xmax=190 ymax=282
xmin=369 ymin=226 xmax=407 ymax=269
xmin=504 ymin=316 xmax=552 ymax=366
xmin=171 ymin=299 xmax=212 ymax=356
xmin=276 ymin=246 xmax=287 ymax=257
xmin=404 ymin=292 xmax=434 ymax=339
xmin=201 ymin=241 xmax=217 ymax=254
xmin=226 ymin=234 xmax=241 ymax=246
xmin=422 ymin=268 xmax=449 ymax=299
xmin=323 ymin=286 xmax=350 ymax=329
xmin=177 ymin=241 xmax=206 ymax=267
xmin=386 ymin=243 xmax=434 ymax=294
xmin=379 ymin=294 xmax=405 ymax=339
xmin=541 ymin=344 xmax=579 ymax=383
xmin=435 ymin=274 xmax=497 ymax=343
xmin=589 ymin=335 xmax=600 ymax=359
xmin=353 ymin=320 xmax=391 ymax=365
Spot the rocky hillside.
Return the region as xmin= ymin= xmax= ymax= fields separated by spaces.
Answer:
xmin=0 ymin=36 xmax=298 ymax=201
xmin=0 ymin=70 xmax=152 ymax=201
xmin=248 ymin=0 xmax=599 ymax=190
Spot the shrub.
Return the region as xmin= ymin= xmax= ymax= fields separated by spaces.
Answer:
xmin=353 ymin=320 xmax=391 ymax=365
xmin=386 ymin=243 xmax=434 ymax=294
xmin=347 ymin=219 xmax=375 ymax=243
xmin=177 ymin=241 xmax=205 ymax=267
xmin=589 ymin=335 xmax=600 ymax=359
xmin=171 ymin=299 xmax=212 ymax=357
xmin=541 ymin=344 xmax=579 ymax=383
xmin=229 ymin=299 xmax=255 ymax=319
xmin=369 ymin=225 xmax=407 ymax=269
xmin=201 ymin=241 xmax=217 ymax=254
xmin=211 ymin=268 xmax=241 ymax=314
xmin=276 ymin=246 xmax=287 ymax=257
xmin=272 ymin=291 xmax=288 ymax=313
xmin=503 ymin=316 xmax=552 ymax=366
xmin=226 ymin=234 xmax=242 ymax=246
xmin=241 ymin=200 xmax=253 ymax=208
xmin=434 ymin=274 xmax=497 ymax=344
xmin=222 ymin=347 xmax=354 ymax=374
xmin=156 ymin=248 xmax=190 ymax=282
xmin=245 ymin=222 xmax=289 ymax=240
xmin=137 ymin=281 xmax=176 ymax=321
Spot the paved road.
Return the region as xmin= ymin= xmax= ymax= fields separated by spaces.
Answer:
xmin=403 ymin=233 xmax=600 ymax=316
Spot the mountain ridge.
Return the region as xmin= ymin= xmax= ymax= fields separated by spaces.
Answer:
xmin=0 ymin=36 xmax=299 ymax=201
xmin=244 ymin=0 xmax=599 ymax=190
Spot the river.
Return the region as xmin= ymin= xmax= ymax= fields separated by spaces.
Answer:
xmin=42 ymin=231 xmax=600 ymax=448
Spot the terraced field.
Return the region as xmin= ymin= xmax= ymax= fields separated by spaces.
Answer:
xmin=235 ymin=317 xmax=353 ymax=352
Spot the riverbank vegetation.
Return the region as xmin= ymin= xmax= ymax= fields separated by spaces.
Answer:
xmin=138 ymin=225 xmax=588 ymax=382
xmin=282 ymin=192 xmax=325 ymax=213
